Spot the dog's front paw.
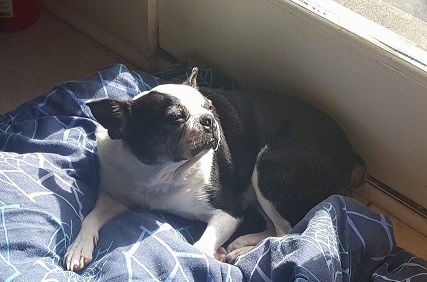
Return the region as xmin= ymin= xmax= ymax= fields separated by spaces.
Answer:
xmin=193 ymin=240 xmax=216 ymax=258
xmin=224 ymin=246 xmax=255 ymax=263
xmin=226 ymin=232 xmax=268 ymax=253
xmin=222 ymin=230 xmax=275 ymax=263
xmin=215 ymin=247 xmax=228 ymax=262
xmin=64 ymin=230 xmax=98 ymax=271
xmin=193 ymin=241 xmax=229 ymax=262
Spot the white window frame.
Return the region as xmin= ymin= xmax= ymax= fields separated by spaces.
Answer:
xmin=286 ymin=0 xmax=427 ymax=72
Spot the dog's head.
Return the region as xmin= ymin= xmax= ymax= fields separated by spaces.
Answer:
xmin=87 ymin=68 xmax=221 ymax=165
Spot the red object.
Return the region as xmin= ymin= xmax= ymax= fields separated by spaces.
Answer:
xmin=0 ymin=0 xmax=40 ymax=32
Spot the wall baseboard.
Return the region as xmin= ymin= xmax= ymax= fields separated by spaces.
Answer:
xmin=355 ymin=182 xmax=427 ymax=237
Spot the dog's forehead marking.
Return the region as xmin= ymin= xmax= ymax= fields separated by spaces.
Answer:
xmin=153 ymin=84 xmax=205 ymax=106
xmin=154 ymin=84 xmax=206 ymax=108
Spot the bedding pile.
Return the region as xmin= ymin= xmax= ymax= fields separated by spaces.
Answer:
xmin=0 ymin=63 xmax=426 ymax=281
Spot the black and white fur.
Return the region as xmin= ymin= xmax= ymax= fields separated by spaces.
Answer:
xmin=64 ymin=68 xmax=366 ymax=271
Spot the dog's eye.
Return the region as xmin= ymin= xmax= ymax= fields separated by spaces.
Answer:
xmin=166 ymin=106 xmax=188 ymax=125
xmin=174 ymin=115 xmax=186 ymax=124
xmin=167 ymin=113 xmax=186 ymax=124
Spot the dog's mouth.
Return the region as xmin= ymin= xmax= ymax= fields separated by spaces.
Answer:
xmin=187 ymin=134 xmax=218 ymax=157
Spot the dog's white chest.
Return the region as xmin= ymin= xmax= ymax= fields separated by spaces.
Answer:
xmin=98 ymin=132 xmax=216 ymax=223
xmin=143 ymin=183 xmax=212 ymax=221
xmin=135 ymin=167 xmax=214 ymax=222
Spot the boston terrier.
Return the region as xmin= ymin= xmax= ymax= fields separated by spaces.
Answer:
xmin=64 ymin=68 xmax=366 ymax=271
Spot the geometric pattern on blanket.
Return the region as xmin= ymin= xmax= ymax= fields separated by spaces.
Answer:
xmin=0 ymin=64 xmax=426 ymax=281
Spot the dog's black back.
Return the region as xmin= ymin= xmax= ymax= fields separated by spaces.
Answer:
xmin=201 ymin=88 xmax=366 ymax=225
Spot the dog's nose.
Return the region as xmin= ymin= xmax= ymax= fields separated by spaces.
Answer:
xmin=200 ymin=114 xmax=215 ymax=132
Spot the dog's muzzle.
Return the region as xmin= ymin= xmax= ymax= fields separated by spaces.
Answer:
xmin=186 ymin=114 xmax=220 ymax=157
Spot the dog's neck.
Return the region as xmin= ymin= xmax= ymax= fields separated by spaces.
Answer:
xmin=132 ymin=151 xmax=213 ymax=189
xmin=97 ymin=126 xmax=214 ymax=193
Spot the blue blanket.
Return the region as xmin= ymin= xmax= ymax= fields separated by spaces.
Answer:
xmin=0 ymin=64 xmax=426 ymax=281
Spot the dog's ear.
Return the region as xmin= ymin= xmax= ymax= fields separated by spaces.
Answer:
xmin=87 ymin=99 xmax=130 ymax=140
xmin=183 ymin=67 xmax=199 ymax=89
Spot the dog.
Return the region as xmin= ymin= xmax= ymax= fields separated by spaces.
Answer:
xmin=64 ymin=68 xmax=366 ymax=271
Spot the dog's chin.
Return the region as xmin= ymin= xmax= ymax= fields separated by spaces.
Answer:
xmin=180 ymin=136 xmax=218 ymax=161
xmin=190 ymin=142 xmax=215 ymax=158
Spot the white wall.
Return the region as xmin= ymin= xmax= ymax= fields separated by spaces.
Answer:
xmin=159 ymin=0 xmax=427 ymax=208
xmin=41 ymin=0 xmax=159 ymax=70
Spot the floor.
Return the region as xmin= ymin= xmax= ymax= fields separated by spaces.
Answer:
xmin=0 ymin=9 xmax=135 ymax=114
xmin=383 ymin=0 xmax=427 ymax=22
xmin=351 ymin=186 xmax=427 ymax=259
xmin=336 ymin=0 xmax=427 ymax=51
xmin=1 ymin=9 xmax=426 ymax=260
